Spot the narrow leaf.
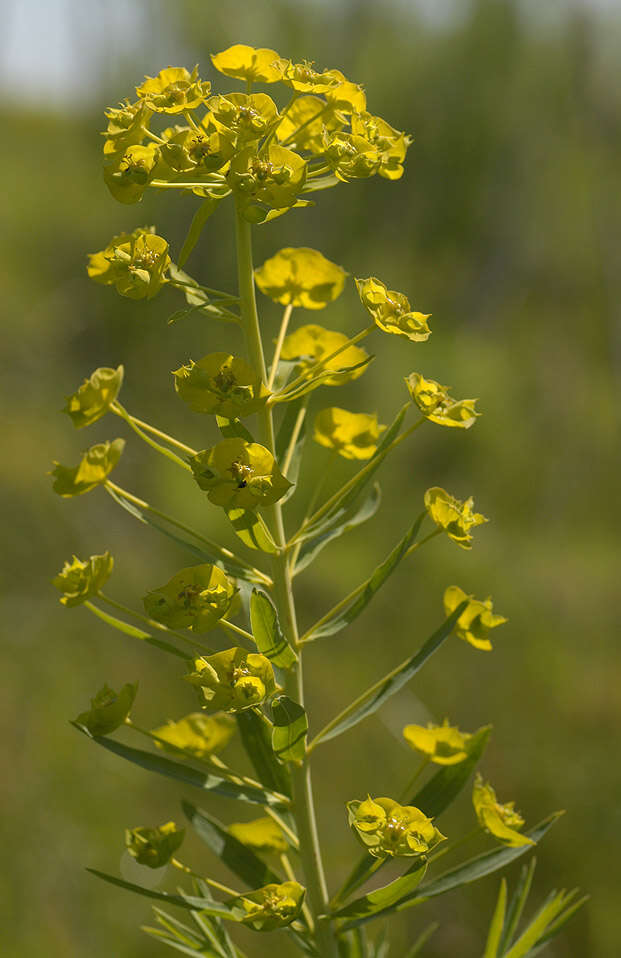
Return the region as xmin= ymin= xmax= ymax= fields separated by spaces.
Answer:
xmin=498 ymin=859 xmax=536 ymax=954
xmin=216 ymin=416 xmax=254 ymax=443
xmin=86 ymin=868 xmax=236 ymax=918
xmin=83 ymin=601 xmax=188 ymax=659
xmin=336 ymin=860 xmax=427 ymax=925
xmin=275 ymin=396 xmax=308 ymax=505
xmin=274 ymin=356 xmax=374 ymax=404
xmin=293 ymin=483 xmax=381 ymax=577
xmin=225 ymin=508 xmax=278 ymax=554
xmin=235 ymin=710 xmax=291 ymax=798
xmin=526 ymin=894 xmax=589 ymax=955
xmin=483 ymin=879 xmax=507 ymax=958
xmin=178 ymin=197 xmax=219 ymax=268
xmin=250 ymin=589 xmax=297 ymax=668
xmin=80 ymin=733 xmax=289 ymax=807
xmin=503 ymin=890 xmax=579 ymax=958
xmin=303 ymin=513 xmax=425 ymax=642
xmin=182 ymin=802 xmax=281 ymax=888
xmin=404 ymin=923 xmax=439 ymax=958
xmin=271 ymin=695 xmax=308 ymax=764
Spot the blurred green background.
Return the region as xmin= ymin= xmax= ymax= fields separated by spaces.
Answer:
xmin=2 ymin=0 xmax=619 ymax=954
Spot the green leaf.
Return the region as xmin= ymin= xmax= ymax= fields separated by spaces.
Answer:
xmin=293 ymin=483 xmax=381 ymax=577
xmin=275 ymin=396 xmax=308 ymax=505
xmin=482 ymin=878 xmax=507 ymax=958
xmin=216 ymin=416 xmax=255 ymax=443
xmin=144 ymin=908 xmax=212 ymax=956
xmin=335 ymin=860 xmax=428 ymax=925
xmin=498 ymin=859 xmax=536 ymax=954
xmin=250 ymin=589 xmax=297 ymax=668
xmin=526 ymin=894 xmax=588 ymax=955
xmin=310 ymin=602 xmax=469 ymax=748
xmin=225 ymin=508 xmax=278 ymax=554
xmin=411 ymin=725 xmax=493 ymax=814
xmin=403 ymin=923 xmax=439 ymax=958
xmin=276 ymin=356 xmax=374 ymax=404
xmin=83 ymin=601 xmax=188 ymax=659
xmin=303 ymin=513 xmax=425 ymax=643
xmin=78 ymin=732 xmax=289 ymax=807
xmin=271 ymin=696 xmax=308 ymax=764
xmin=86 ymin=868 xmax=237 ymax=918
xmin=503 ymin=889 xmax=583 ymax=958
xmin=338 ymin=928 xmax=370 ymax=958
xmin=182 ymin=802 xmax=281 ymax=888
xmin=178 ymin=197 xmax=219 ymax=268
xmin=236 ymin=710 xmax=291 ymax=798
xmin=168 ymin=263 xmax=239 ymax=323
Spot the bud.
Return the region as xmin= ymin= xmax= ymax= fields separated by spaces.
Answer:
xmin=74 ymin=682 xmax=137 ymax=736
xmin=64 ymin=366 xmax=124 ymax=429
xmin=103 ymin=144 xmax=159 ymax=204
xmin=472 ymin=774 xmax=534 ymax=848
xmin=51 ymin=438 xmax=125 ymax=497
xmin=53 ymin=552 xmax=114 ymax=606
xmin=125 ymin=821 xmax=185 ymax=868
xmin=424 ymin=486 xmax=488 ymax=549
xmin=236 ymin=881 xmax=306 ymax=931
xmin=406 ymin=372 xmax=479 ymax=429
xmin=443 ymin=585 xmax=507 ymax=650
xmin=357 ymin=276 xmax=431 ymax=342
xmin=88 ymin=229 xmax=170 ymax=300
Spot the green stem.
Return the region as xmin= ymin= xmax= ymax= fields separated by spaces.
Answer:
xmin=219 ymin=617 xmax=254 ymax=644
xmin=234 ymin=199 xmax=338 ymax=958
xmin=110 ymin=402 xmax=192 ymax=470
xmin=151 ymin=179 xmax=225 ymax=190
xmin=81 ymin=600 xmax=188 ymax=659
xmin=268 ymin=303 xmax=294 ymax=391
xmin=171 ymin=858 xmax=240 ymax=897
xmin=110 ymin=403 xmax=197 ymax=455
xmin=273 ymin=324 xmax=374 ymax=402
xmin=169 ymin=277 xmax=240 ymax=301
xmin=97 ymin=592 xmax=204 ymax=648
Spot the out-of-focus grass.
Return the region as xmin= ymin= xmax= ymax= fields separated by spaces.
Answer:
xmin=1 ymin=0 xmax=619 ymax=954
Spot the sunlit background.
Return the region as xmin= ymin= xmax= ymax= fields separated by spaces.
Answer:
xmin=2 ymin=0 xmax=620 ymax=954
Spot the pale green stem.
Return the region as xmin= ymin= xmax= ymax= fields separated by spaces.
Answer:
xmin=287 ymin=448 xmax=337 ymax=574
xmin=273 ymin=324 xmax=375 ymax=402
xmin=82 ymin=599 xmax=192 ymax=658
xmin=96 ymin=591 xmax=203 ymax=648
xmin=219 ymin=617 xmax=254 ymax=644
xmin=264 ymin=808 xmax=300 ymax=850
xmin=398 ymin=757 xmax=431 ymax=803
xmin=110 ymin=402 xmax=192 ymax=470
xmin=282 ymin=401 xmax=308 ymax=478
xmin=234 ymin=199 xmax=338 ymax=958
xmin=168 ymin=277 xmax=239 ymax=302
xmin=183 ymin=110 xmax=202 ymax=133
xmin=110 ymin=402 xmax=197 ymax=455
xmin=404 ymin=528 xmax=442 ymax=559
xmin=171 ymin=858 xmax=240 ymax=897
xmin=140 ymin=126 xmax=166 ymax=145
xmin=267 ymin=303 xmax=294 ymax=391
xmin=151 ymin=179 xmax=225 ymax=190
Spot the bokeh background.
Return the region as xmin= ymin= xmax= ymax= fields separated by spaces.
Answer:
xmin=2 ymin=0 xmax=619 ymax=954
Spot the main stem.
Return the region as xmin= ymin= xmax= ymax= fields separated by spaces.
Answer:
xmin=234 ymin=203 xmax=337 ymax=957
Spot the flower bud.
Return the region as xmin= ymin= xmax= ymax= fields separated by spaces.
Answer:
xmin=357 ymin=276 xmax=431 ymax=342
xmin=472 ymin=774 xmax=534 ymax=848
xmin=53 ymin=552 xmax=114 ymax=606
xmin=64 ymin=366 xmax=124 ymax=429
xmin=125 ymin=821 xmax=185 ymax=868
xmin=236 ymin=881 xmax=305 ymax=931
xmin=424 ymin=487 xmax=488 ymax=549
xmin=443 ymin=585 xmax=507 ymax=650
xmin=74 ymin=682 xmax=137 ymax=736
xmin=51 ymin=439 xmax=125 ymax=497
xmin=406 ymin=372 xmax=479 ymax=429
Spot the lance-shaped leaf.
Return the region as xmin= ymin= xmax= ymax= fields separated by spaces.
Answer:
xmin=225 ymin=508 xmax=278 ymax=554
xmin=502 ymin=888 xmax=587 ymax=958
xmin=83 ymin=601 xmax=189 ymax=659
xmin=310 ymin=602 xmax=468 ymax=748
xmin=293 ymin=483 xmax=381 ymax=577
xmin=271 ymin=696 xmax=308 ymax=764
xmin=168 ymin=263 xmax=239 ymax=323
xmin=250 ymin=589 xmax=297 ymax=668
xmin=143 ymin=909 xmax=224 ymax=958
xmin=178 ymin=197 xmax=219 ymax=268
xmin=333 ymin=859 xmax=427 ymax=924
xmin=236 ymin=710 xmax=292 ymax=798
xmin=275 ymin=396 xmax=308 ymax=505
xmin=182 ymin=802 xmax=281 ymax=888
xmin=75 ymin=732 xmax=289 ymax=808
xmin=302 ymin=513 xmax=425 ymax=643
xmin=482 ymin=878 xmax=507 ymax=958
xmin=216 ymin=416 xmax=255 ymax=443
xmin=498 ymin=859 xmax=536 ymax=954
xmin=86 ymin=869 xmax=239 ymax=918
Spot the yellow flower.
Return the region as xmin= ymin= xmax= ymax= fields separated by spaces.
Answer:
xmin=190 ymin=438 xmax=292 ymax=510
xmin=472 ymin=774 xmax=534 ymax=848
xmin=159 ymin=124 xmax=234 ymax=175
xmin=324 ymin=69 xmax=367 ymax=113
xmin=136 ymin=66 xmax=211 ymax=113
xmin=351 ymin=112 xmax=412 ymax=180
xmin=51 ymin=439 xmax=125 ymax=497
xmin=53 ymin=552 xmax=114 ymax=607
xmin=403 ymin=719 xmax=472 ymax=765
xmin=443 ymin=586 xmax=507 ymax=651
xmin=64 ymin=365 xmax=124 ymax=429
xmin=207 ymin=93 xmax=279 ymax=145
xmin=282 ymin=60 xmax=339 ymax=94
xmin=210 ymin=45 xmax=285 ymax=84
xmin=424 ymin=487 xmax=488 ymax=549
xmin=143 ymin=564 xmax=236 ymax=633
xmin=227 ymin=143 xmax=307 ymax=218
xmin=103 ymin=143 xmax=160 ymax=204
xmin=235 ymin=881 xmax=305 ymax=931
xmin=313 ymin=407 xmax=384 ymax=460
xmin=324 ymin=132 xmax=380 ymax=181
xmin=151 ymin=712 xmax=235 ymax=758
xmin=173 ymin=353 xmax=270 ymax=419
xmin=186 ymin=647 xmax=276 ymax=713
xmin=125 ymin=822 xmax=185 ymax=868
xmin=74 ymin=682 xmax=137 ymax=736
xmin=102 ymin=98 xmax=151 ymax=158
xmin=88 ymin=228 xmax=170 ymax=300
xmin=357 ymin=276 xmax=431 ymax=342
xmin=255 ymin=247 xmax=347 ymax=310
xmin=347 ymin=796 xmax=445 ymax=859
xmin=228 ymin=817 xmax=287 ymax=853
xmin=280 ymin=324 xmax=370 ymax=386
xmin=276 ymin=95 xmax=345 ymax=154
xmin=406 ymin=372 xmax=479 ymax=429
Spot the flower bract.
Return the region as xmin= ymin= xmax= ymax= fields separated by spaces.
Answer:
xmin=51 ymin=438 xmax=125 ymax=497
xmin=255 ymin=247 xmax=347 ymax=310
xmin=357 ymin=276 xmax=431 ymax=342
xmin=324 ymin=132 xmax=381 ymax=181
xmin=159 ymin=124 xmax=235 ymax=175
xmin=151 ymin=712 xmax=235 ymax=758
xmin=53 ymin=552 xmax=114 ymax=607
xmin=313 ymin=407 xmax=384 ymax=459
xmin=234 ymin=881 xmax=305 ymax=931
xmin=351 ymin=112 xmax=412 ymax=180
xmin=189 ymin=438 xmax=292 ymax=510
xmin=103 ymin=143 xmax=160 ymax=204
xmin=424 ymin=486 xmax=488 ymax=549
xmin=88 ymin=229 xmax=170 ymax=300
xmin=125 ymin=821 xmax=185 ymax=868
xmin=102 ymin=98 xmax=152 ymax=158
xmin=173 ymin=353 xmax=269 ymax=418
xmin=280 ymin=324 xmax=370 ymax=386
xmin=347 ymin=796 xmax=445 ymax=859
xmin=227 ymin=144 xmax=307 ymax=220
xmin=207 ymin=93 xmax=279 ymax=146
xmin=64 ymin=365 xmax=124 ymax=428
xmin=472 ymin=774 xmax=534 ymax=848
xmin=143 ymin=564 xmax=236 ymax=633
xmin=276 ymin=95 xmax=345 ymax=154
xmin=406 ymin=372 xmax=479 ymax=429
xmin=443 ymin=585 xmax=507 ymax=650
xmin=136 ymin=66 xmax=211 ymax=114
xmin=74 ymin=682 xmax=137 ymax=736
xmin=185 ymin=647 xmax=276 ymax=712
xmin=282 ymin=60 xmax=339 ymax=94
xmin=210 ymin=45 xmax=285 ymax=84
xmin=403 ymin=719 xmax=472 ymax=765
xmin=228 ymin=817 xmax=288 ymax=853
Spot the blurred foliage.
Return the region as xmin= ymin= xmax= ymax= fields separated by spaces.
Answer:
xmin=1 ymin=0 xmax=619 ymax=955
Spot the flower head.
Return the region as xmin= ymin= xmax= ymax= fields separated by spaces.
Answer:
xmin=64 ymin=365 xmax=124 ymax=429
xmin=403 ymin=719 xmax=472 ymax=765
xmin=88 ymin=228 xmax=170 ymax=300
xmin=143 ymin=564 xmax=236 ymax=633
xmin=185 ymin=647 xmax=276 ymax=712
xmin=210 ymin=45 xmax=285 ymax=84
xmin=173 ymin=353 xmax=269 ymax=419
xmin=190 ymin=438 xmax=292 ymax=510
xmin=136 ymin=66 xmax=210 ymax=113
xmin=125 ymin=821 xmax=185 ymax=868
xmin=151 ymin=712 xmax=235 ymax=758
xmin=53 ymin=552 xmax=114 ymax=607
xmin=255 ymin=247 xmax=347 ymax=310
xmin=280 ymin=324 xmax=370 ymax=386
xmin=357 ymin=276 xmax=431 ymax=342
xmin=227 ymin=144 xmax=307 ymax=218
xmin=228 ymin=817 xmax=287 ymax=853
xmin=324 ymin=132 xmax=380 ymax=181
xmin=207 ymin=93 xmax=279 ymax=145
xmin=424 ymin=487 xmax=488 ymax=549
xmin=473 ymin=774 xmax=534 ymax=848
xmin=313 ymin=407 xmax=384 ymax=460
xmin=103 ymin=143 xmax=160 ymax=204
xmin=351 ymin=112 xmax=412 ymax=180
xmin=347 ymin=796 xmax=445 ymax=859
xmin=51 ymin=438 xmax=125 ymax=497
xmin=443 ymin=586 xmax=507 ymax=650
xmin=102 ymin=98 xmax=152 ymax=158
xmin=236 ymin=881 xmax=305 ymax=931
xmin=406 ymin=372 xmax=479 ymax=429
xmin=324 ymin=69 xmax=367 ymax=113
xmin=74 ymin=682 xmax=137 ymax=736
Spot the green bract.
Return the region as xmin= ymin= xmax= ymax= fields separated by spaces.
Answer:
xmin=125 ymin=821 xmax=185 ymax=868
xmin=255 ymin=247 xmax=347 ymax=310
xmin=210 ymin=44 xmax=285 ymax=84
xmin=282 ymin=60 xmax=339 ymax=94
xmin=228 ymin=816 xmax=288 ymax=853
xmin=173 ymin=353 xmax=269 ymax=418
xmin=424 ymin=486 xmax=488 ymax=549
xmin=53 ymin=552 xmax=114 ymax=606
xmin=313 ymin=407 xmax=384 ymax=460
xmin=51 ymin=438 xmax=125 ymax=497
xmin=325 ymin=132 xmax=381 ymax=181
xmin=136 ymin=66 xmax=211 ymax=114
xmin=351 ymin=112 xmax=412 ymax=180
xmin=88 ymin=229 xmax=170 ymax=300
xmin=357 ymin=276 xmax=431 ymax=342
xmin=235 ymin=881 xmax=305 ymax=931
xmin=276 ymin=95 xmax=345 ymax=154
xmin=151 ymin=712 xmax=235 ymax=758
xmin=74 ymin=682 xmax=137 ymax=736
xmin=443 ymin=585 xmax=507 ymax=650
xmin=185 ymin=647 xmax=276 ymax=712
xmin=189 ymin=438 xmax=292 ymax=510
xmin=103 ymin=143 xmax=160 ymax=204
xmin=280 ymin=324 xmax=370 ymax=386
xmin=406 ymin=372 xmax=479 ymax=429
xmin=227 ymin=144 xmax=307 ymax=219
xmin=208 ymin=93 xmax=279 ymax=145
xmin=103 ymin=98 xmax=152 ymax=158
xmin=159 ymin=124 xmax=235 ymax=175
xmin=347 ymin=796 xmax=445 ymax=859
xmin=403 ymin=719 xmax=472 ymax=765
xmin=143 ymin=564 xmax=236 ymax=633
xmin=64 ymin=365 xmax=124 ymax=428
xmin=472 ymin=774 xmax=534 ymax=848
